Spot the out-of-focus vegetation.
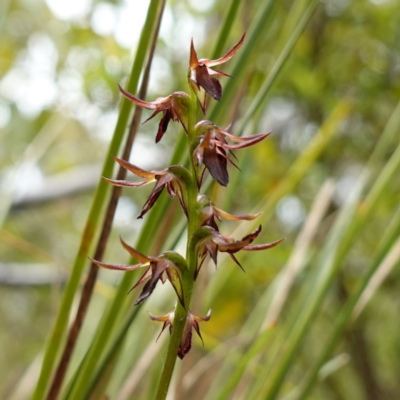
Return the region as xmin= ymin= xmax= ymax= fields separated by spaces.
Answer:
xmin=1 ymin=0 xmax=399 ymax=399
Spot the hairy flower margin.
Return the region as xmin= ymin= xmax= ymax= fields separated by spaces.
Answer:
xmin=92 ymin=35 xmax=284 ymax=359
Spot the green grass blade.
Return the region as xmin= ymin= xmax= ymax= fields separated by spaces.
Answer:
xmin=210 ymin=0 xmax=242 ymax=60
xmin=295 ymin=203 xmax=400 ymax=400
xmin=237 ymin=0 xmax=320 ymax=134
xmin=60 ymin=2 xmax=167 ymax=399
xmin=207 ymin=0 xmax=277 ymax=123
xmin=202 ymin=100 xmax=349 ymax=400
xmin=254 ymin=99 xmax=400 ymax=400
xmin=31 ymin=1 xmax=165 ymax=399
xmin=257 ymin=175 xmax=367 ymax=400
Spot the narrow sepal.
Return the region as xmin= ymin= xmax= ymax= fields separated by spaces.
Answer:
xmin=89 ymin=257 xmax=143 ymax=271
xmin=242 ymin=237 xmax=285 ymax=251
xmin=204 ymin=33 xmax=246 ymax=67
xmin=118 ymin=84 xmax=157 ymax=109
xmin=113 ymin=157 xmax=155 ymax=179
xmin=212 ymin=225 xmax=262 ymax=253
xmin=215 ymin=207 xmax=261 ymax=221
xmin=119 ymin=237 xmax=151 ymax=263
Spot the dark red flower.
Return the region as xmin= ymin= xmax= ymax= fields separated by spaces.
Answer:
xmin=149 ymin=308 xmax=211 ymax=359
xmin=105 ymin=157 xmax=190 ymax=218
xmin=195 ymin=225 xmax=284 ymax=278
xmin=118 ymin=85 xmax=190 ymax=142
xmin=90 ymin=238 xmax=187 ymax=306
xmin=198 ymin=194 xmax=261 ymax=231
xmin=194 ymin=121 xmax=271 ymax=186
xmin=189 ymin=34 xmax=245 ymax=112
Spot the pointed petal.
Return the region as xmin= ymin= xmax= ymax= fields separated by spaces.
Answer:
xmin=118 ymin=84 xmax=158 ymax=109
xmin=193 ymin=309 xmax=212 ymax=322
xmin=157 ymin=321 xmax=169 ymax=341
xmin=119 ymin=237 xmax=151 ymax=263
xmin=219 ymin=132 xmax=272 ymax=150
xmin=189 ymin=38 xmax=199 ymax=69
xmin=242 ymin=237 xmax=285 ymax=251
xmin=191 ymin=310 xmax=211 ymax=346
xmin=192 ymin=320 xmax=204 ymax=345
xmin=215 ymin=207 xmax=261 ymax=221
xmin=213 ymin=225 xmax=262 ymax=253
xmin=218 ymin=130 xmax=271 ymax=143
xmin=205 ymin=33 xmax=246 ymax=67
xmin=148 ymin=312 xmax=174 ymax=341
xmin=113 ymin=157 xmax=156 ymax=179
xmin=142 ymin=106 xmax=164 ymax=125
xmin=149 ymin=312 xmax=169 ymax=322
xmin=138 ymin=190 xmax=163 ymax=218
xmin=206 ymin=67 xmax=232 ymax=78
xmin=216 ymin=147 xmax=240 ymax=170
xmin=228 ymin=253 xmax=245 ymax=272
xmin=89 ymin=257 xmax=142 ymax=271
xmin=103 ymin=177 xmax=151 ymax=187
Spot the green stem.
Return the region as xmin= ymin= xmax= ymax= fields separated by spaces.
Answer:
xmin=155 ymin=83 xmax=199 ymax=400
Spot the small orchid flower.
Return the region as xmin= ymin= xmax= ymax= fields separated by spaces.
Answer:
xmin=105 ymin=157 xmax=191 ymax=218
xmin=194 ymin=121 xmax=271 ymax=186
xmin=195 ymin=225 xmax=284 ymax=278
xmin=90 ymin=238 xmax=187 ymax=306
xmin=149 ymin=308 xmax=211 ymax=359
xmin=118 ymin=85 xmax=190 ymax=142
xmin=189 ymin=34 xmax=245 ymax=112
xmin=198 ymin=194 xmax=261 ymax=231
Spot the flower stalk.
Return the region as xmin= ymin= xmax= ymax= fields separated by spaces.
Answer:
xmin=154 ymin=86 xmax=199 ymax=399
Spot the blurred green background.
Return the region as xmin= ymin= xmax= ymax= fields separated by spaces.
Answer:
xmin=1 ymin=0 xmax=399 ymax=399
